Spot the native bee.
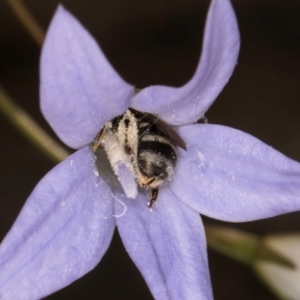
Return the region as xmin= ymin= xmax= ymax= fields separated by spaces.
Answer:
xmin=93 ymin=108 xmax=186 ymax=208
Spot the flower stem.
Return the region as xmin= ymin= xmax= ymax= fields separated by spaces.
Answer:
xmin=0 ymin=85 xmax=69 ymax=163
xmin=206 ymin=225 xmax=295 ymax=270
xmin=5 ymin=0 xmax=44 ymax=46
xmin=206 ymin=225 xmax=260 ymax=265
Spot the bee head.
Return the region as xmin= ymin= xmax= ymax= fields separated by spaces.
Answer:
xmin=137 ymin=154 xmax=174 ymax=188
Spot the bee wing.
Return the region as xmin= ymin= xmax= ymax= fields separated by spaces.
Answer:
xmin=155 ymin=119 xmax=187 ymax=151
xmin=130 ymin=108 xmax=187 ymax=150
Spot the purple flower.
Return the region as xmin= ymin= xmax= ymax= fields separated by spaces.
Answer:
xmin=1 ymin=0 xmax=300 ymax=299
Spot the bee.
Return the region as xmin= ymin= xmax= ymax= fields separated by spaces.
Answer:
xmin=93 ymin=108 xmax=186 ymax=208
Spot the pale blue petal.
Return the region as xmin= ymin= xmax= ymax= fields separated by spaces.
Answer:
xmin=114 ymin=161 xmax=138 ymax=199
xmin=40 ymin=6 xmax=134 ymax=149
xmin=131 ymin=0 xmax=239 ymax=125
xmin=171 ymin=124 xmax=300 ymax=222
xmin=115 ymin=189 xmax=212 ymax=300
xmin=0 ymin=147 xmax=115 ymax=299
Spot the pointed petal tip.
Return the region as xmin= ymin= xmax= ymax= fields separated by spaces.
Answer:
xmin=40 ymin=4 xmax=133 ymax=148
xmin=56 ymin=3 xmax=65 ymax=12
xmin=52 ymin=4 xmax=68 ymax=22
xmin=131 ymin=0 xmax=240 ymax=125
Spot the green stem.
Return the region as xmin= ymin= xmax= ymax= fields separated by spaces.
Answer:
xmin=5 ymin=0 xmax=44 ymax=46
xmin=206 ymin=225 xmax=295 ymax=270
xmin=206 ymin=225 xmax=260 ymax=265
xmin=0 ymin=85 xmax=69 ymax=163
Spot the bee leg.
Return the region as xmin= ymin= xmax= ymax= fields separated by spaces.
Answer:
xmin=148 ymin=188 xmax=159 ymax=208
xmin=92 ymin=128 xmax=105 ymax=152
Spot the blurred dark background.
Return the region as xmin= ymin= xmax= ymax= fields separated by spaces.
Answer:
xmin=1 ymin=0 xmax=300 ymax=299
